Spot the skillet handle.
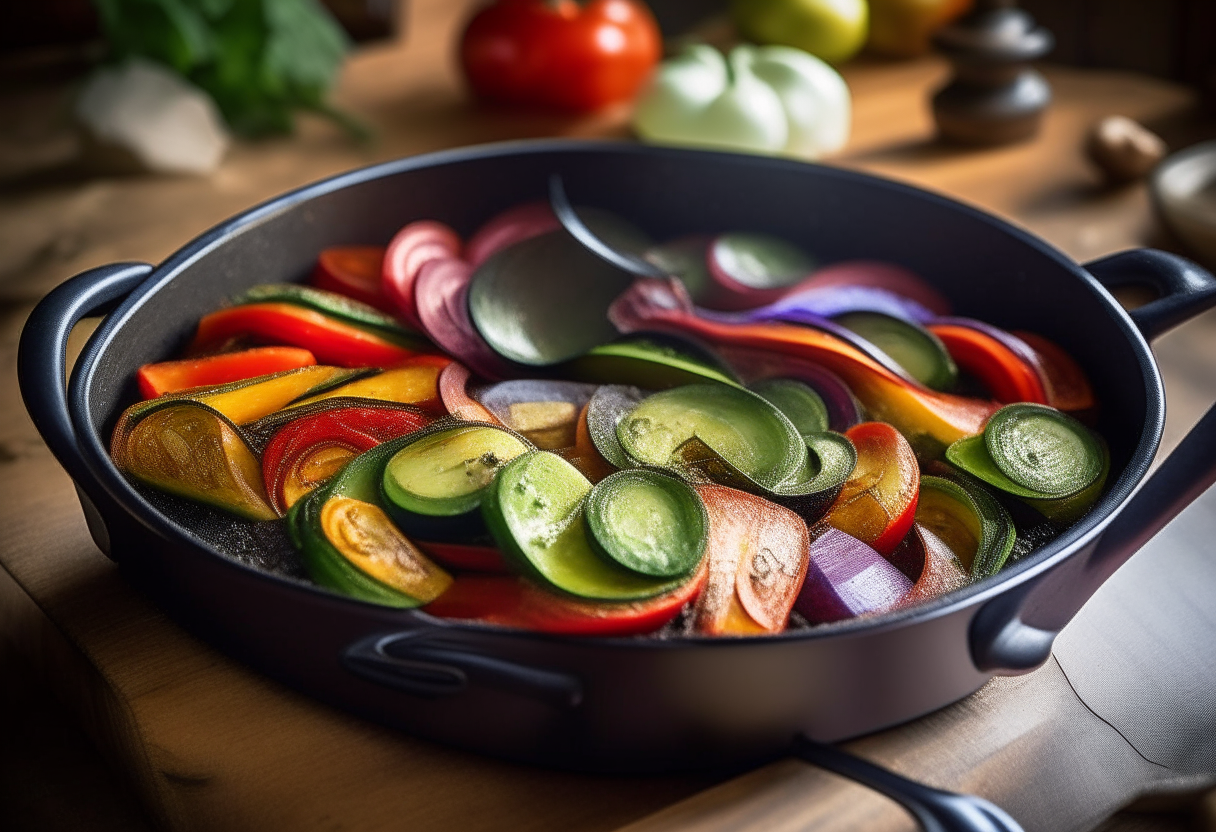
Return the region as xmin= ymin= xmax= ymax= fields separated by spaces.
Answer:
xmin=17 ymin=262 xmax=154 ymax=555
xmin=971 ymin=248 xmax=1216 ymax=672
xmin=792 ymin=736 xmax=1024 ymax=832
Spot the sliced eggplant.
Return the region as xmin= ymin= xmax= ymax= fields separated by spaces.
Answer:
xmin=381 ymin=423 xmax=531 ymax=542
xmin=584 ymin=469 xmax=707 ymax=578
xmin=482 ymin=451 xmax=682 ymax=601
xmin=471 ymin=379 xmax=599 ymax=449
xmin=794 ymin=526 xmax=913 ymax=624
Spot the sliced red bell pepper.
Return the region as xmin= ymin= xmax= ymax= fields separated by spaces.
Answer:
xmin=927 ymin=323 xmax=1048 ymax=404
xmin=262 ymin=405 xmax=432 ymax=512
xmin=382 ymin=220 xmax=463 ymax=330
xmin=312 ymin=246 xmax=393 ymax=312
xmin=189 ymin=302 xmax=419 ymax=368
xmin=823 ymin=422 xmax=920 ymax=556
xmin=414 ymin=541 xmax=511 ymax=574
xmin=1012 ymin=331 xmax=1096 ymax=413
xmin=137 ymin=346 xmax=317 ymax=399
xmin=422 ymin=561 xmax=706 ymax=636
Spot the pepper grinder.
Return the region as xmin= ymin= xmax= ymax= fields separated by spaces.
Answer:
xmin=931 ymin=0 xmax=1053 ymax=146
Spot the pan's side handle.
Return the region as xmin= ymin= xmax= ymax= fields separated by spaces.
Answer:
xmin=971 ymin=249 xmax=1216 ymax=673
xmin=17 ymin=262 xmax=154 ymax=556
xmin=792 ymin=736 xmax=1024 ymax=832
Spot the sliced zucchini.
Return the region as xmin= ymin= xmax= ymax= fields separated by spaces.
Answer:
xmin=584 ymin=469 xmax=707 ymax=578
xmin=834 ymin=311 xmax=957 ymax=391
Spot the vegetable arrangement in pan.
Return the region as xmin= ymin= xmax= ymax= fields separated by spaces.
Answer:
xmin=109 ymin=181 xmax=1108 ymax=638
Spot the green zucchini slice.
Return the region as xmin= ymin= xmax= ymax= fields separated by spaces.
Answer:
xmin=564 ymin=334 xmax=739 ymax=389
xmin=834 ymin=311 xmax=958 ymax=391
xmin=915 ymin=474 xmax=1016 ymax=579
xmin=983 ymin=403 xmax=1103 ymax=497
xmin=482 ymin=451 xmax=682 ymax=600
xmin=287 ymin=435 xmax=452 ymax=607
xmin=381 ymin=423 xmax=530 ymax=542
xmin=616 ymin=383 xmax=807 ymax=492
xmin=750 ymin=378 xmax=831 ymax=440
xmin=584 ymin=469 xmax=707 ymax=578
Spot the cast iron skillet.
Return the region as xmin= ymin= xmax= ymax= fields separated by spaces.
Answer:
xmin=19 ymin=141 xmax=1216 ymax=832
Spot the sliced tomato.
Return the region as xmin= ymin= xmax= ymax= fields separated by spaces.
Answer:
xmin=137 ymin=346 xmax=317 ymax=399
xmin=824 ymin=422 xmax=920 ymax=555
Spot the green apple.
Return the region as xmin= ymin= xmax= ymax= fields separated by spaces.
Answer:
xmin=731 ymin=0 xmax=869 ymax=64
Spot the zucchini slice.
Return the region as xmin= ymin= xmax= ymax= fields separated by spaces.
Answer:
xmin=584 ymin=469 xmax=707 ymax=578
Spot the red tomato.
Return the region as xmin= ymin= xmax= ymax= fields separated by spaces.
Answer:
xmin=460 ymin=0 xmax=662 ymax=112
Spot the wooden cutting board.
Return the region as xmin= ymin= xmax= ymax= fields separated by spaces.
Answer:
xmin=2 ymin=1 xmax=1215 ymax=829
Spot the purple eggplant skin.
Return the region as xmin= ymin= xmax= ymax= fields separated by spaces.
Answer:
xmin=795 ymin=526 xmax=914 ymax=624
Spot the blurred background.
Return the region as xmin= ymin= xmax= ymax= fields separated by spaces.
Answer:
xmin=2 ymin=2 xmax=1216 ymax=831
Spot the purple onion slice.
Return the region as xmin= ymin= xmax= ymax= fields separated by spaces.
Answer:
xmin=801 ymin=260 xmax=952 ymax=316
xmin=413 ymin=258 xmax=513 ymax=381
xmin=794 ymin=526 xmax=913 ymax=624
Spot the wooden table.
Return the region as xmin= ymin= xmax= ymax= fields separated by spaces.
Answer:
xmin=3 ymin=2 xmax=1215 ymax=830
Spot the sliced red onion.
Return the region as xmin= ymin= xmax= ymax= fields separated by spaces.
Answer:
xmin=382 ymin=220 xmax=462 ymax=330
xmin=465 ymin=201 xmax=561 ymax=268
xmin=438 ymin=362 xmax=500 ymax=424
xmin=759 ymin=284 xmax=937 ymax=324
xmin=799 ymin=260 xmax=952 ymax=316
xmin=794 ymin=526 xmax=913 ymax=624
xmin=717 ymin=346 xmax=862 ymax=431
xmin=413 ymin=258 xmax=513 ymax=381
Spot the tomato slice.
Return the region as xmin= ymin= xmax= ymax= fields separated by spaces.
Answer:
xmin=823 ymin=422 xmax=920 ymax=555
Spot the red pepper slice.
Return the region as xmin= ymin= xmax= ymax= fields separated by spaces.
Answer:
xmin=382 ymin=220 xmax=462 ymax=330
xmin=423 ymin=561 xmax=706 ymax=636
xmin=136 ymin=346 xmax=317 ymax=399
xmin=823 ymin=422 xmax=920 ymax=556
xmin=262 ymin=405 xmax=431 ymax=512
xmin=190 ymin=302 xmax=419 ymax=368
xmin=312 ymin=246 xmax=393 ymax=312
xmin=928 ymin=323 xmax=1048 ymax=404
xmin=1012 ymin=331 xmax=1096 ymax=413
xmin=415 ymin=541 xmax=511 ymax=574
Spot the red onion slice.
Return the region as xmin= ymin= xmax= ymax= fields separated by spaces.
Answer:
xmin=799 ymin=260 xmax=952 ymax=316
xmin=794 ymin=526 xmax=913 ymax=624
xmin=890 ymin=524 xmax=971 ymax=609
xmin=413 ymin=258 xmax=513 ymax=381
xmin=382 ymin=220 xmax=462 ymax=330
xmin=465 ymin=201 xmax=561 ymax=268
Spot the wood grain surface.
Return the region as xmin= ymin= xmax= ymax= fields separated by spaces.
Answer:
xmin=2 ymin=1 xmax=1215 ymax=830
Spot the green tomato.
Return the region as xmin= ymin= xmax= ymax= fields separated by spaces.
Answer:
xmin=731 ymin=0 xmax=869 ymax=64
